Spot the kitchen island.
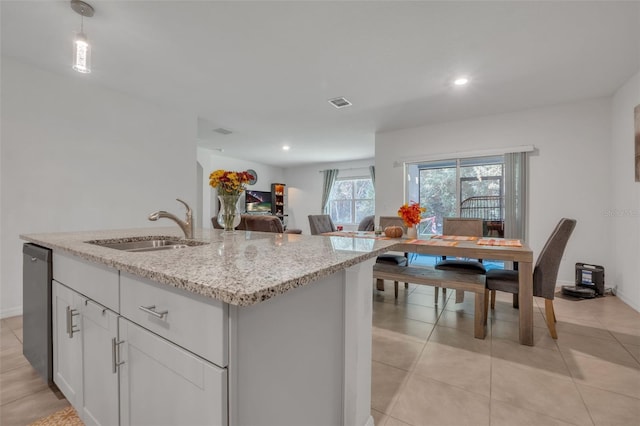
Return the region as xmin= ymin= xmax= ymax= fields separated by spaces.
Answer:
xmin=21 ymin=227 xmax=397 ymax=426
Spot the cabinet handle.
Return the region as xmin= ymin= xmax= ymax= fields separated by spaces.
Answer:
xmin=138 ymin=305 xmax=168 ymax=319
xmin=30 ymin=257 xmax=38 ymax=262
xmin=111 ymin=338 xmax=125 ymax=374
xmin=66 ymin=306 xmax=79 ymax=338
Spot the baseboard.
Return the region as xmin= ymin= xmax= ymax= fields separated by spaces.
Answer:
xmin=613 ymin=288 xmax=640 ymax=313
xmin=0 ymin=305 xmax=23 ymax=319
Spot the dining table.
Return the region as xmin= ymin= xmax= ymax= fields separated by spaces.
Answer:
xmin=323 ymin=231 xmax=535 ymax=346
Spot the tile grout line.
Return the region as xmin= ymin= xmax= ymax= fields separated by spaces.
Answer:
xmin=375 ymin=289 xmax=453 ymax=426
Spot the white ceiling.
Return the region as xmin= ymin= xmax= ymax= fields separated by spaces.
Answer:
xmin=2 ymin=1 xmax=639 ymax=167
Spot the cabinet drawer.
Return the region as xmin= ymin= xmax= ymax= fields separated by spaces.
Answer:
xmin=53 ymin=252 xmax=119 ymax=312
xmin=120 ymin=272 xmax=228 ymax=367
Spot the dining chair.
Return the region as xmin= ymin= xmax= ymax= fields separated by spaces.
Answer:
xmin=434 ymin=218 xmax=486 ymax=304
xmin=375 ymin=216 xmax=409 ymax=298
xmin=308 ymin=214 xmax=337 ymax=235
xmin=357 ymin=215 xmax=375 ymax=232
xmin=484 ymin=218 xmax=576 ymax=339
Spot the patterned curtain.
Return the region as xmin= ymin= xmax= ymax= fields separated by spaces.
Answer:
xmin=321 ymin=169 xmax=339 ymax=212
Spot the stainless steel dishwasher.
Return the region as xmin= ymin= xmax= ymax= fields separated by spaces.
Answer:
xmin=22 ymin=243 xmax=53 ymax=385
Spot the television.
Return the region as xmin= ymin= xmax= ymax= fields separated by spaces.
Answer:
xmin=245 ymin=190 xmax=272 ymax=213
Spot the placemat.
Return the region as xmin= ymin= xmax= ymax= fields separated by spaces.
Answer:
xmin=323 ymin=231 xmax=388 ymax=239
xmin=407 ymin=239 xmax=459 ymax=246
xmin=431 ymin=235 xmax=479 ymax=241
xmin=477 ymin=238 xmax=522 ymax=247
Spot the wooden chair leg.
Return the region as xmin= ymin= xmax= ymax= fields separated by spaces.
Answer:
xmin=404 ymin=282 xmax=409 ymax=289
xmin=545 ymin=299 xmax=558 ymax=339
xmin=490 ymin=290 xmax=496 ymax=309
xmin=455 ymin=289 xmax=464 ymax=304
xmin=512 ymin=293 xmax=519 ymax=309
xmin=376 ymin=278 xmax=385 ymax=291
xmin=394 ymin=281 xmax=399 ymax=299
xmin=484 ymin=289 xmax=489 ymax=325
xmin=434 ymin=286 xmax=439 ymax=304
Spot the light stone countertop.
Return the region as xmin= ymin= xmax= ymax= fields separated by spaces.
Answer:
xmin=21 ymin=227 xmax=399 ymax=306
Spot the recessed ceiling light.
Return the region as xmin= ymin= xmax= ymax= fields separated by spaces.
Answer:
xmin=328 ymin=97 xmax=352 ymax=109
xmin=453 ymin=77 xmax=469 ymax=86
xmin=282 ymin=145 xmax=290 ymax=151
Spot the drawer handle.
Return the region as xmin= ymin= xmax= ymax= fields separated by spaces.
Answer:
xmin=138 ymin=305 xmax=168 ymax=319
xmin=66 ymin=306 xmax=79 ymax=338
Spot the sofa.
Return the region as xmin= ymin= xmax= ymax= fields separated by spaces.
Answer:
xmin=212 ymin=214 xmax=302 ymax=234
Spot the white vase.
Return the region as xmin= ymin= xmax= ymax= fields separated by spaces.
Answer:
xmin=406 ymin=226 xmax=418 ymax=239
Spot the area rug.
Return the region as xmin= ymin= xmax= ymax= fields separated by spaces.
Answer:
xmin=29 ymin=406 xmax=83 ymax=426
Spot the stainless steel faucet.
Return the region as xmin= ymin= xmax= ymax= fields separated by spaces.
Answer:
xmin=148 ymin=198 xmax=194 ymax=239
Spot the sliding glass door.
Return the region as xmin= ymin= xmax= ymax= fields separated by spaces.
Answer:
xmin=406 ymin=156 xmax=504 ymax=236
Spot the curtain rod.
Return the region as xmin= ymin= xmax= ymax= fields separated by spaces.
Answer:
xmin=393 ymin=145 xmax=536 ymax=168
xmin=318 ymin=166 xmax=372 ymax=173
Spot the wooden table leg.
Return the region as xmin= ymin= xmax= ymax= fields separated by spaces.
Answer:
xmin=518 ymin=262 xmax=534 ymax=345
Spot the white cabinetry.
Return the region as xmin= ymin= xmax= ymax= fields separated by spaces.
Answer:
xmin=53 ymin=280 xmax=119 ymax=426
xmin=52 ymin=281 xmax=83 ymax=407
xmin=48 ymin=249 xmax=373 ymax=426
xmin=119 ymin=318 xmax=227 ymax=426
xmin=120 ymin=272 xmax=228 ymax=367
xmin=81 ymin=299 xmax=119 ymax=426
xmin=52 ymin=253 xmax=228 ymax=426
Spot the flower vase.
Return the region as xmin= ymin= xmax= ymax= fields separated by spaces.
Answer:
xmin=217 ymin=194 xmax=242 ymax=232
xmin=406 ymin=225 xmax=418 ymax=239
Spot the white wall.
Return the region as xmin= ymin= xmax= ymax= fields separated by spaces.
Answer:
xmin=610 ymin=71 xmax=640 ymax=311
xmin=376 ymin=98 xmax=613 ymax=287
xmin=285 ymin=159 xmax=374 ymax=234
xmin=197 ymin=148 xmax=285 ymax=228
xmin=0 ymin=58 xmax=197 ymax=318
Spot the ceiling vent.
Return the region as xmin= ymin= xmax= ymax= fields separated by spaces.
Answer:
xmin=213 ymin=127 xmax=232 ymax=135
xmin=328 ymin=97 xmax=352 ymax=109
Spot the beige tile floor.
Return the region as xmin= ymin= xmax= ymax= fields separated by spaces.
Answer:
xmin=0 ymin=316 xmax=70 ymax=426
xmin=1 ymin=285 xmax=639 ymax=426
xmin=371 ymin=284 xmax=640 ymax=426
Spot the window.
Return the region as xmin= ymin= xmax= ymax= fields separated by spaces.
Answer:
xmin=327 ymin=178 xmax=375 ymax=225
xmin=406 ymin=156 xmax=505 ymax=236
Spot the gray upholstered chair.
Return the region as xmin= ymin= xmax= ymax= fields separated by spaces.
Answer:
xmin=485 ymin=218 xmax=576 ymax=339
xmin=434 ymin=218 xmax=486 ymax=304
xmin=212 ymin=214 xmax=302 ymax=234
xmin=375 ymin=216 xmax=409 ymax=298
xmin=358 ymin=215 xmax=375 ymax=232
xmin=308 ymin=214 xmax=337 ymax=235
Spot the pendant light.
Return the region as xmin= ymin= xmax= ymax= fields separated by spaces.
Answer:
xmin=70 ymin=0 xmax=94 ymax=74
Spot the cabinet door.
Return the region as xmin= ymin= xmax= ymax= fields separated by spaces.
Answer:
xmin=81 ymin=299 xmax=119 ymax=426
xmin=52 ymin=281 xmax=83 ymax=407
xmin=119 ymin=318 xmax=227 ymax=426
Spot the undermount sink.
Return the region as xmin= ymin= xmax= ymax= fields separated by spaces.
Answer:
xmin=86 ymin=236 xmax=209 ymax=252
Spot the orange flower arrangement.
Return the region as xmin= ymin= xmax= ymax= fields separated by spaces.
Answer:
xmin=398 ymin=202 xmax=426 ymax=227
xmin=209 ymin=170 xmax=254 ymax=195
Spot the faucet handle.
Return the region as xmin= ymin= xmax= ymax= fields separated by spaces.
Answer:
xmin=175 ymin=199 xmax=194 ymax=239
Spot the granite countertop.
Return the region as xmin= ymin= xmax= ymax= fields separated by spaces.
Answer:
xmin=20 ymin=227 xmax=398 ymax=307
